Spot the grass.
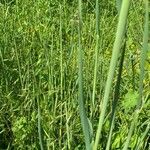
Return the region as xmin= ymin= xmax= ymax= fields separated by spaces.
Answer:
xmin=0 ymin=0 xmax=149 ymax=149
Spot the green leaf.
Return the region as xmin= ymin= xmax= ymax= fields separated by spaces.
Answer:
xmin=122 ymin=89 xmax=138 ymax=111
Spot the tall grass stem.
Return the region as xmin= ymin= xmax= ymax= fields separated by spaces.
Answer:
xmin=78 ymin=0 xmax=91 ymax=149
xmin=93 ymin=1 xmax=131 ymax=149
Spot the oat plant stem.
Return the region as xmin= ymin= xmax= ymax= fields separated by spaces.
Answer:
xmin=93 ymin=1 xmax=131 ymax=149
xmin=78 ymin=0 xmax=91 ymax=149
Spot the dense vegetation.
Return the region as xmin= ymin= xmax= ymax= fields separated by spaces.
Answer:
xmin=0 ymin=0 xmax=149 ymax=149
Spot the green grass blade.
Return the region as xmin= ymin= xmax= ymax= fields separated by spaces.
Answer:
xmin=78 ymin=0 xmax=91 ymax=149
xmin=37 ymin=96 xmax=44 ymax=150
xmin=135 ymin=123 xmax=150 ymax=150
xmin=106 ymin=34 xmax=127 ymax=150
xmin=106 ymin=2 xmax=128 ymax=147
xmin=59 ymin=4 xmax=63 ymax=101
xmin=93 ymin=1 xmax=131 ymax=149
xmin=32 ymin=65 xmax=44 ymax=150
xmin=137 ymin=0 xmax=149 ymax=108
xmin=92 ymin=0 xmax=100 ymax=110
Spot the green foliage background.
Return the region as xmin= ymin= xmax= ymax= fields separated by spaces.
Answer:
xmin=0 ymin=0 xmax=149 ymax=149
